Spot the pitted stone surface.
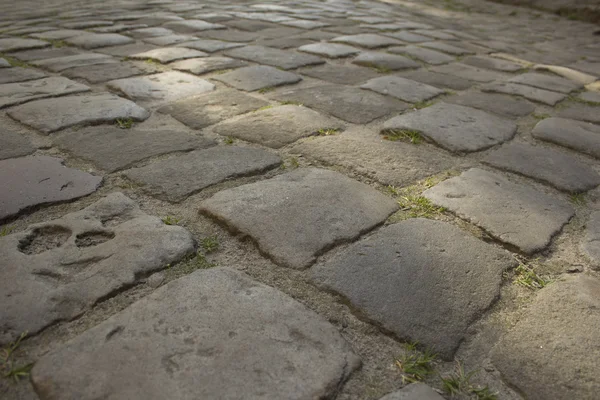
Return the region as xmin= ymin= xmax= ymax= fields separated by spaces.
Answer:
xmin=107 ymin=71 xmax=215 ymax=107
xmin=298 ymin=64 xmax=379 ymax=85
xmin=383 ymin=103 xmax=516 ymax=153
xmin=462 ymin=55 xmax=523 ymax=72
xmin=0 ymin=38 xmax=49 ymax=52
xmin=431 ymin=62 xmax=507 ymax=83
xmin=482 ymin=82 xmax=566 ymax=105
xmin=400 ymin=70 xmax=473 ymax=90
xmin=225 ymin=45 xmax=324 ymax=70
xmin=387 ymin=45 xmax=453 ymax=65
xmin=0 ymin=129 xmax=36 ymax=160
xmin=0 ymin=155 xmax=102 ymax=220
xmin=62 ymin=62 xmax=152 ymax=83
xmin=424 ymin=168 xmax=574 ymax=254
xmin=445 ymin=92 xmax=535 ymax=118
xmin=532 ymin=117 xmax=600 ymax=159
xmin=200 ymin=168 xmax=398 ymax=269
xmin=331 ymin=33 xmax=402 ymax=48
xmin=0 ymin=193 xmax=195 ymax=343
xmin=491 ymin=275 xmax=600 ymax=400
xmin=124 ymin=146 xmax=281 ymax=202
xmin=508 ymin=72 xmax=583 ymax=94
xmin=312 ymin=219 xmax=513 ymax=359
xmin=32 ymin=53 xmax=118 ymax=72
xmin=0 ymin=76 xmax=90 ymax=108
xmin=66 ymin=33 xmax=134 ymax=49
xmin=130 ymin=47 xmax=207 ymax=63
xmin=7 ymin=93 xmax=150 ymax=134
xmin=30 ymin=268 xmax=360 ymax=400
xmin=176 ymin=39 xmax=244 ymax=53
xmin=171 ymin=56 xmax=247 ymax=75
xmin=352 ymin=52 xmax=419 ymax=71
xmin=0 ymin=66 xmax=47 ymax=84
xmin=54 ymin=127 xmax=215 ymax=172
xmin=558 ymin=104 xmax=600 ymax=124
xmin=298 ymin=43 xmax=360 ymax=58
xmin=164 ymin=19 xmax=226 ymax=33
xmin=213 ymin=105 xmax=344 ymax=148
xmin=213 ymin=65 xmax=301 ymax=92
xmin=379 ymin=384 xmax=446 ymax=400
xmin=274 ymin=84 xmax=408 ymax=124
xmin=361 ymin=76 xmax=444 ymax=103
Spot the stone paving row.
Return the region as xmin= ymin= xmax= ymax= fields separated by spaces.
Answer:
xmin=0 ymin=0 xmax=600 ymax=399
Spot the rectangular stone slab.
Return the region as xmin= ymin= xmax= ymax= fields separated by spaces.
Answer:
xmin=224 ymin=45 xmax=324 ymax=70
xmin=532 ymin=117 xmax=600 ymax=159
xmin=0 ymin=77 xmax=90 ymax=108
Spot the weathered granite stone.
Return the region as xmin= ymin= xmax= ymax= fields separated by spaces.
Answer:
xmin=32 ymin=53 xmax=118 ymax=72
xmin=352 ymin=52 xmax=419 ymax=71
xmin=0 ymin=67 xmax=47 ymax=84
xmin=0 ymin=129 xmax=36 ymax=160
xmin=580 ymin=91 xmax=600 ymax=103
xmin=225 ymin=45 xmax=324 ymax=70
xmin=312 ymin=219 xmax=513 ymax=359
xmin=508 ymin=72 xmax=582 ymax=94
xmin=419 ymin=41 xmax=474 ymax=55
xmin=213 ymin=65 xmax=301 ymax=92
xmin=10 ymin=47 xmax=82 ymax=62
xmin=31 ymin=268 xmax=360 ymax=399
xmin=483 ymin=141 xmax=600 ymax=193
xmin=383 ymin=103 xmax=516 ymax=153
xmin=143 ymin=34 xmax=197 ymax=46
xmin=298 ymin=64 xmax=379 ymax=85
xmin=97 ymin=43 xmax=158 ymax=57
xmin=445 ymin=92 xmax=535 ymax=118
xmin=379 ymin=384 xmax=445 ymax=400
xmin=413 ymin=30 xmax=457 ymax=40
xmin=61 ymin=20 xmax=113 ymax=29
xmin=532 ymin=117 xmax=600 ymax=159
xmin=399 ymin=70 xmax=473 ymax=90
xmin=383 ymin=31 xmax=433 ymax=43
xmin=583 ymin=212 xmax=600 ymax=267
xmin=164 ymin=19 xmax=226 ymax=33
xmin=0 ymin=155 xmax=102 ymax=220
xmin=491 ymin=275 xmax=600 ymax=400
xmin=331 ymin=33 xmax=402 ymax=48
xmin=424 ymin=168 xmax=574 ymax=254
xmin=0 ymin=58 xmax=10 ymax=67
xmin=258 ymin=37 xmax=313 ymax=49
xmin=0 ymin=192 xmax=195 ymax=343
xmin=558 ymin=104 xmax=600 ymax=124
xmin=462 ymin=55 xmax=523 ymax=72
xmin=62 ymin=62 xmax=152 ymax=83
xmin=171 ymin=56 xmax=247 ymax=75
xmin=198 ymin=29 xmax=260 ymax=42
xmin=127 ymin=27 xmax=174 ymax=38
xmin=159 ymin=89 xmax=268 ymax=129
xmin=387 ymin=45 xmax=453 ymax=65
xmin=0 ymin=77 xmax=89 ymax=108
xmin=482 ymin=82 xmax=566 ymax=105
xmin=176 ymin=39 xmax=244 ymax=53
xmin=130 ymin=47 xmax=206 ymax=63
xmin=55 ymin=126 xmax=215 ymax=172
xmin=125 ymin=146 xmax=281 ymax=201
xmin=30 ymin=29 xmax=84 ymax=40
xmin=431 ymin=62 xmax=507 ymax=83
xmin=298 ymin=43 xmax=360 ymax=58
xmin=66 ymin=33 xmax=134 ymax=49
xmin=361 ymin=76 xmax=444 ymax=103
xmin=0 ymin=38 xmax=49 ymax=52
xmin=7 ymin=93 xmax=150 ymax=134
xmin=281 ymin=19 xmax=330 ymax=29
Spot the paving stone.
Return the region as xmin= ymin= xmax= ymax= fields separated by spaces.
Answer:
xmin=32 ymin=53 xmax=118 ymax=72
xmin=274 ymin=84 xmax=408 ymax=124
xmin=158 ymin=89 xmax=268 ymax=129
xmin=583 ymin=212 xmax=600 ymax=266
xmin=430 ymin=62 xmax=507 ymax=83
xmin=445 ymin=92 xmax=535 ymax=118
xmin=7 ymin=93 xmax=150 ymax=134
xmin=198 ymin=29 xmax=260 ymax=42
xmin=0 ymin=76 xmax=89 ymax=109
xmin=10 ymin=47 xmax=82 ymax=62
xmin=313 ymin=218 xmax=512 ymax=359
xmin=580 ymin=91 xmax=600 ymax=103
xmin=177 ymin=39 xmax=244 ymax=53
xmin=61 ymin=20 xmax=113 ymax=29
xmin=508 ymin=72 xmax=583 ymax=94
xmin=331 ymin=33 xmax=402 ymax=48
xmin=462 ymin=55 xmax=523 ymax=72
xmin=419 ymin=41 xmax=474 ymax=55
xmin=0 ymin=66 xmax=47 ymax=84
xmin=0 ymin=192 xmax=194 ymax=342
xmin=214 ymin=105 xmax=344 ymax=148
xmin=62 ymin=62 xmax=153 ymax=84
xmin=558 ymin=104 xmax=600 ymax=124
xmin=164 ymin=19 xmax=226 ymax=33
xmin=281 ymin=19 xmax=330 ymax=29
xmin=96 ymin=43 xmax=158 ymax=57
xmin=259 ymin=37 xmax=313 ymax=49
xmin=491 ymin=275 xmax=600 ymax=400
xmin=297 ymin=42 xmax=360 ymax=58
xmin=424 ymin=168 xmax=574 ymax=254
xmin=532 ymin=117 xmax=600 ymax=159
xmin=383 ymin=31 xmax=433 ymax=43
xmin=213 ymin=65 xmax=301 ymax=92
xmin=0 ymin=155 xmax=102 ymax=221
xmin=107 ymin=71 xmax=214 ymax=107
xmin=30 ymin=267 xmax=360 ymax=399
xmin=383 ymin=103 xmax=516 ymax=153
xmin=130 ymin=47 xmax=206 ymax=63
xmin=298 ymin=63 xmax=379 ymax=85
xmin=379 ymin=383 xmax=445 ymax=400
xmin=0 ymin=129 xmax=36 ymax=160
xmin=360 ymin=76 xmax=444 ymax=103
xmin=65 ymin=33 xmax=134 ymax=49
xmin=143 ymin=34 xmax=197 ymax=46
xmin=55 ymin=126 xmax=214 ymax=172
xmin=0 ymin=58 xmax=9 ymax=68
xmin=0 ymin=38 xmax=49 ymax=52
xmin=291 ymin=30 xmax=338 ymax=41
xmin=399 ymin=70 xmax=473 ymax=90
xmin=201 ymin=168 xmax=398 ymax=268
xmin=352 ymin=52 xmax=419 ymax=71
xmin=30 ymin=29 xmax=84 ymax=40
xmin=482 ymin=82 xmax=566 ymax=105
xmin=125 ymin=146 xmax=280 ymax=202
xmin=387 ymin=45 xmax=453 ymax=65
xmin=127 ymin=27 xmax=174 ymax=38
xmin=171 ymin=56 xmax=248 ymax=75
xmin=224 ymin=45 xmax=324 ymax=70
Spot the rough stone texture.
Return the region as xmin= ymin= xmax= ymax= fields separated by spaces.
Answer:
xmin=582 ymin=212 xmax=600 ymax=267
xmin=532 ymin=117 xmax=600 ymax=159
xmin=399 ymin=70 xmax=473 ymax=90
xmin=159 ymin=89 xmax=268 ymax=129
xmin=124 ymin=146 xmax=281 ymax=202
xmin=198 ymin=29 xmax=259 ymax=42
xmin=213 ymin=65 xmax=301 ymax=92
xmin=383 ymin=103 xmax=516 ymax=153
xmin=298 ymin=64 xmax=379 ymax=85
xmin=0 ymin=38 xmax=49 ymax=52
xmin=225 ymin=45 xmax=324 ymax=70
xmin=130 ymin=47 xmax=207 ymax=63
xmin=62 ymin=62 xmax=152 ymax=84
xmin=97 ymin=43 xmax=158 ymax=57
xmin=32 ymin=53 xmax=118 ymax=72
xmin=352 ymin=52 xmax=419 ymax=71
xmin=0 ymin=155 xmax=102 ymax=220
xmin=387 ymin=45 xmax=454 ymax=65
xmin=419 ymin=41 xmax=474 ymax=55
xmin=379 ymin=384 xmax=445 ymax=400
xmin=171 ymin=56 xmax=247 ymax=75
xmin=331 ymin=33 xmax=402 ymax=48
xmin=508 ymin=72 xmax=583 ymax=93
xmin=384 ymin=31 xmax=433 ymax=43
xmin=482 ymin=82 xmax=566 ymax=105
xmin=10 ymin=47 xmax=82 ymax=62
xmin=54 ymin=127 xmax=215 ymax=172
xmin=298 ymin=43 xmax=360 ymax=58
xmin=7 ymin=93 xmax=150 ymax=134
xmin=66 ymin=33 xmax=134 ymax=49
xmin=313 ymin=219 xmax=512 ymax=359
xmin=491 ymin=275 xmax=600 ymax=400
xmin=462 ymin=55 xmax=523 ymax=72
xmin=128 ymin=27 xmax=173 ymax=38
xmin=107 ymin=71 xmax=215 ymax=107
xmin=143 ymin=34 xmax=197 ymax=46
xmin=164 ymin=19 xmax=226 ymax=33
xmin=431 ymin=62 xmax=507 ymax=83
xmin=176 ymin=39 xmax=244 ymax=53
xmin=0 ymin=67 xmax=47 ymax=84
xmin=273 ymin=84 xmax=408 ymax=124
xmin=0 ymin=58 xmax=10 ymax=67
xmin=0 ymin=76 xmax=89 ymax=108
xmin=579 ymin=91 xmax=600 ymax=103
xmin=360 ymin=76 xmax=444 ymax=103
xmin=200 ymin=168 xmax=398 ymax=269
xmin=30 ymin=268 xmax=360 ymax=399
xmin=558 ymin=104 xmax=600 ymax=124
xmin=445 ymin=92 xmax=535 ymax=118
xmin=0 ymin=193 xmax=195 ymax=343
xmin=424 ymin=168 xmax=574 ymax=254
xmin=483 ymin=141 xmax=600 ymax=193
xmin=213 ymin=105 xmax=344 ymax=148
xmin=259 ymin=37 xmax=313 ymax=49
xmin=30 ymin=29 xmax=84 ymax=40
xmin=0 ymin=129 xmax=36 ymax=160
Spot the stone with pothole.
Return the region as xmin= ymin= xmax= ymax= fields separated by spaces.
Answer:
xmin=423 ymin=168 xmax=574 ymax=254
xmin=30 ymin=267 xmax=360 ymax=399
xmin=0 ymin=38 xmax=49 ymax=52
xmin=213 ymin=105 xmax=344 ymax=148
xmin=62 ymin=62 xmax=153 ymax=84
xmin=298 ymin=43 xmax=360 ymax=58
xmin=483 ymin=141 xmax=600 ymax=193
xmin=298 ymin=64 xmax=379 ymax=85
xmin=419 ymin=41 xmax=474 ymax=55
xmin=159 ymin=89 xmax=269 ymax=129
xmin=508 ymin=72 xmax=583 ymax=94
xmin=387 ymin=45 xmax=453 ymax=65
xmin=400 ymin=70 xmax=473 ymax=90
xmin=107 ymin=71 xmax=215 ymax=107
xmin=360 ymin=76 xmax=444 ymax=103
xmin=0 ymin=155 xmax=102 ymax=220
xmin=0 ymin=76 xmax=89 ymax=108
xmin=331 ymin=33 xmax=402 ymax=48
xmin=54 ymin=126 xmax=215 ymax=172
xmin=445 ymin=92 xmax=534 ymax=118
xmin=491 ymin=275 xmax=600 ymax=400
xmin=171 ymin=56 xmax=248 ymax=75
xmin=482 ymin=82 xmax=566 ymax=105
xmin=582 ymin=212 xmax=600 ymax=267
xmin=0 ymin=192 xmax=195 ymax=343
xmin=532 ymin=117 xmax=600 ymax=159
xmin=32 ymin=53 xmax=118 ymax=72
xmin=224 ymin=45 xmax=324 ymax=70
xmin=164 ymin=19 xmax=226 ymax=33
xmin=0 ymin=67 xmax=47 ymax=84
xmin=273 ymin=84 xmax=408 ymax=124
xmin=352 ymin=52 xmax=419 ymax=71
xmin=200 ymin=168 xmax=398 ymax=269
xmin=431 ymin=63 xmax=507 ymax=83
xmin=462 ymin=55 xmax=523 ymax=72
xmin=379 ymin=383 xmax=445 ymax=400
xmin=176 ymin=39 xmax=244 ymax=53
xmin=212 ymin=65 xmax=301 ymax=92
xmin=124 ymin=146 xmax=281 ymax=202
xmin=558 ymin=104 xmax=600 ymax=125
xmin=0 ymin=129 xmax=36 ymax=160
xmin=7 ymin=93 xmax=150 ymax=134
xmin=65 ymin=33 xmax=134 ymax=49
xmin=312 ymin=219 xmax=513 ymax=359
xmin=382 ymin=103 xmax=516 ymax=153
xmin=130 ymin=47 xmax=207 ymax=63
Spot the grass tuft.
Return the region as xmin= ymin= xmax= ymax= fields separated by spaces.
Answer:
xmin=532 ymin=113 xmax=551 ymax=120
xmin=201 ymin=235 xmax=219 ymax=253
xmin=398 ymin=195 xmax=445 ymax=218
xmin=512 ymin=260 xmax=552 ymax=290
xmin=440 ymin=361 xmax=497 ymax=400
xmin=224 ymin=136 xmax=235 ymax=145
xmin=570 ymin=193 xmax=586 ymax=206
xmin=255 ymin=105 xmax=274 ymax=112
xmin=161 ymin=215 xmax=180 ymax=226
xmin=317 ymin=128 xmax=340 ymax=136
xmin=115 ymin=118 xmax=134 ymax=129
xmin=258 ymin=86 xmax=275 ymax=94
xmin=413 ymin=101 xmax=433 ymax=110
xmin=394 ymin=342 xmax=436 ymax=384
xmin=382 ymin=129 xmax=422 ymax=144
xmin=1 ymin=225 xmax=14 ymax=236
xmin=1 ymin=332 xmax=33 ymax=383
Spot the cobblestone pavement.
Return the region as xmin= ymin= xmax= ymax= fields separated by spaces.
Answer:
xmin=1 ymin=0 xmax=599 ymax=399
